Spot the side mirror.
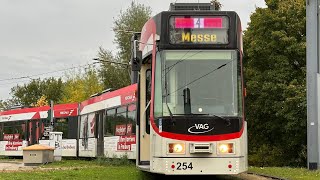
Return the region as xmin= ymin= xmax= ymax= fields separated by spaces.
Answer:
xmin=132 ymin=50 xmax=142 ymax=71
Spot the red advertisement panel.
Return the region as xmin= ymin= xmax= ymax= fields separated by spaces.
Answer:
xmin=117 ymin=135 xmax=136 ymax=151
xmin=3 ymin=134 xmax=23 ymax=151
xmin=5 ymin=140 xmax=23 ymax=151
xmin=3 ymin=134 xmax=20 ymax=141
xmin=54 ymin=108 xmax=78 ymax=117
xmin=115 ymin=125 xmax=127 ymax=136
xmin=121 ymin=93 xmax=136 ymax=105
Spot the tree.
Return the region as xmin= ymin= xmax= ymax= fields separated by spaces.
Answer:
xmin=0 ymin=99 xmax=18 ymax=110
xmin=60 ymin=64 xmax=103 ymax=103
xmin=113 ymin=1 xmax=151 ymax=62
xmin=11 ymin=77 xmax=64 ymax=107
xmin=0 ymin=100 xmax=5 ymax=111
xmin=96 ymin=2 xmax=151 ymax=90
xmin=210 ymin=0 xmax=222 ymax=10
xmin=243 ymin=0 xmax=306 ymax=166
xmin=97 ymin=47 xmax=131 ymax=90
xmin=33 ymin=95 xmax=49 ymax=107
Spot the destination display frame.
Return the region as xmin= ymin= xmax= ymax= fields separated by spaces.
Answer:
xmin=156 ymin=11 xmax=241 ymax=50
xmin=168 ymin=15 xmax=230 ymax=45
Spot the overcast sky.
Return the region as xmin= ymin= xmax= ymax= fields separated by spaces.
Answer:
xmin=0 ymin=0 xmax=266 ymax=101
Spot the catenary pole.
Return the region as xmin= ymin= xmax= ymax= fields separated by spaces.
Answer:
xmin=306 ymin=0 xmax=320 ymax=170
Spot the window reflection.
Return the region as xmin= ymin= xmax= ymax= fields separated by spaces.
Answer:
xmin=104 ymin=104 xmax=136 ymax=137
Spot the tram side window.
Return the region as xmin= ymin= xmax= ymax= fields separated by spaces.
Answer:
xmin=40 ymin=117 xmax=78 ymax=139
xmin=113 ymin=106 xmax=127 ymax=136
xmin=104 ymin=105 xmax=136 ymax=137
xmin=146 ymin=69 xmax=151 ymax=134
xmin=0 ymin=121 xmax=27 ymax=141
xmin=67 ymin=116 xmax=78 ymax=139
xmin=104 ymin=109 xmax=116 ymax=136
xmin=127 ymin=104 xmax=136 ymax=135
xmin=54 ymin=118 xmax=68 ymax=139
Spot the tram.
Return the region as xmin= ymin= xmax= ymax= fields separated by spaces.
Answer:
xmin=0 ymin=103 xmax=79 ymax=157
xmin=132 ymin=3 xmax=248 ymax=175
xmin=0 ymin=85 xmax=137 ymax=159
xmin=78 ymin=84 xmax=137 ymax=159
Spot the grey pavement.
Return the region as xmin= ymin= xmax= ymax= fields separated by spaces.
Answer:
xmin=0 ymin=160 xmax=37 ymax=171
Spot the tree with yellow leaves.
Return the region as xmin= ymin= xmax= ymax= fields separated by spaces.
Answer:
xmin=32 ymin=95 xmax=49 ymax=107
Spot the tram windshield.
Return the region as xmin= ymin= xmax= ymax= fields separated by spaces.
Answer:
xmin=154 ymin=50 xmax=243 ymax=117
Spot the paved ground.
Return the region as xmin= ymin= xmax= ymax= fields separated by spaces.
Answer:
xmin=0 ymin=160 xmax=38 ymax=171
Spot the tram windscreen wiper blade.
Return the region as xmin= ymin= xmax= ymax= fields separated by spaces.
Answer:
xmin=163 ymin=62 xmax=175 ymax=125
xmin=165 ymin=101 xmax=174 ymax=124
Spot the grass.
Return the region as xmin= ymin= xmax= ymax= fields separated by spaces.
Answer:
xmin=39 ymin=158 xmax=98 ymax=168
xmin=0 ymin=157 xmax=241 ymax=180
xmin=0 ymin=165 xmax=143 ymax=180
xmin=249 ymin=166 xmax=320 ymax=180
xmin=0 ymin=156 xmax=22 ymax=162
xmin=0 ymin=158 xmax=144 ymax=180
xmin=3 ymin=157 xmax=320 ymax=180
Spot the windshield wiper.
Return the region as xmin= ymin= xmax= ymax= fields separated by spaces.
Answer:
xmin=183 ymin=88 xmax=191 ymax=114
xmin=165 ymin=102 xmax=174 ymax=125
xmin=164 ymin=65 xmax=175 ymax=125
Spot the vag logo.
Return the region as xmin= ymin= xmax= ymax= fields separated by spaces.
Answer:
xmin=195 ymin=124 xmax=209 ymax=129
xmin=188 ymin=124 xmax=214 ymax=134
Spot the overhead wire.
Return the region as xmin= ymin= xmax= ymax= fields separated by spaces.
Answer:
xmin=162 ymin=51 xmax=203 ymax=78
xmin=165 ymin=59 xmax=237 ymax=97
xmin=0 ymin=62 xmax=98 ymax=83
xmin=0 ymin=72 xmax=76 ymax=87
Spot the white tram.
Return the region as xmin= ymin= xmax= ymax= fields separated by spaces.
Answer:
xmin=132 ymin=3 xmax=248 ymax=175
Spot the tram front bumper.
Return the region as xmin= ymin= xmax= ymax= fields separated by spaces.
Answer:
xmin=151 ymin=156 xmax=247 ymax=175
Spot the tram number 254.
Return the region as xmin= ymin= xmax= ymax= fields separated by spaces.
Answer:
xmin=176 ymin=162 xmax=193 ymax=170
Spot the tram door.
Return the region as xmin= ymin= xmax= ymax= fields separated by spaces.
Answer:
xmin=138 ymin=66 xmax=151 ymax=165
xmin=28 ymin=120 xmax=39 ymax=145
xmin=96 ymin=111 xmax=104 ymax=157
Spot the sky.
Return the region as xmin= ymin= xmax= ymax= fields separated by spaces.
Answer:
xmin=0 ymin=0 xmax=266 ymax=101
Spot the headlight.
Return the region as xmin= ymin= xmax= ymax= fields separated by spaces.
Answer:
xmin=218 ymin=143 xmax=234 ymax=154
xmin=168 ymin=143 xmax=185 ymax=154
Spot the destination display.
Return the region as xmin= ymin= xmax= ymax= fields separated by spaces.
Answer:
xmin=169 ymin=16 xmax=229 ymax=44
